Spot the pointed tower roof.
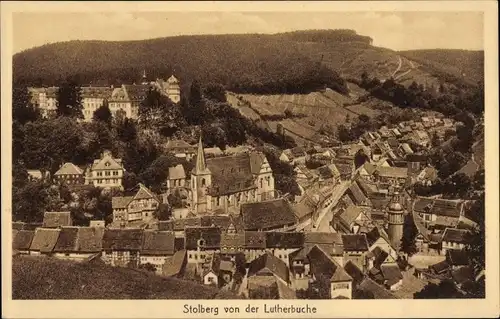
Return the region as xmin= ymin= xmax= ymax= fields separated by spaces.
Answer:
xmin=192 ymin=135 xmax=210 ymax=175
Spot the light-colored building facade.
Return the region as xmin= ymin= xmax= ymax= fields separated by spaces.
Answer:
xmin=86 ymin=150 xmax=125 ymax=189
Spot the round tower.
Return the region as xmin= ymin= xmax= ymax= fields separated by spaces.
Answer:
xmin=387 ymin=192 xmax=405 ymax=251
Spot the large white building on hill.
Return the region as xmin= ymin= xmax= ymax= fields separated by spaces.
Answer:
xmin=28 ymin=74 xmax=181 ymax=121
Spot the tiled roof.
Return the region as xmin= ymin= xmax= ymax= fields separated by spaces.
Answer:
xmin=123 ymin=84 xmax=150 ymax=101
xmin=241 ymin=198 xmax=297 ymax=230
xmin=81 ymin=86 xmax=113 ymax=99
xmin=13 ymin=230 xmax=35 ymax=251
xmin=442 ymin=228 xmax=469 ymax=244
xmin=265 ymin=232 xmax=305 ymax=249
xmin=304 ymin=232 xmax=343 ymax=245
xmin=375 ymin=166 xmax=408 ymax=179
xmin=112 ymin=196 xmax=133 ymax=209
xmin=244 ymin=231 xmax=267 ymax=249
xmin=91 ymin=152 xmax=124 ymax=171
xmin=184 ymin=226 xmax=221 ymax=250
xmin=53 ymin=227 xmax=79 ymax=252
xmin=54 ymin=163 xmax=83 ymax=176
xmin=141 ymin=230 xmax=175 ymax=255
xmin=77 ymin=227 xmax=104 ymax=252
xmin=446 ymin=249 xmax=469 ymax=267
xmin=162 ymin=250 xmax=187 ymax=277
xmin=42 ymin=211 xmax=72 ymax=228
xmin=307 ymin=245 xmax=352 ymax=283
xmin=205 ymin=153 xmax=260 ymax=196
xmin=168 ymin=164 xmax=186 ymax=180
xmin=338 ymin=205 xmax=365 ymax=228
xmin=365 ymin=226 xmax=390 ymax=247
xmin=102 ymin=229 xmax=144 ymax=251
xmin=358 ymin=277 xmax=397 ymax=299
xmin=341 ymin=234 xmax=369 ymax=251
xmin=30 ymin=228 xmax=61 ymax=253
xmin=380 ymin=264 xmax=403 ymax=282
xmin=343 ymin=260 xmax=365 ymax=288
xmin=348 ymin=182 xmax=371 ymax=206
xmin=248 ymin=252 xmax=289 ymax=283
xmin=220 ymin=232 xmax=245 ymax=250
xmin=133 ymin=184 xmax=158 ymax=201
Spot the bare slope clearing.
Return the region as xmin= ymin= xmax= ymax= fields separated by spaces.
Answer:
xmin=227 ymin=88 xmax=383 ymax=143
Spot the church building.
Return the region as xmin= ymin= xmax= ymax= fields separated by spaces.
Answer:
xmin=190 ymin=137 xmax=275 ymax=215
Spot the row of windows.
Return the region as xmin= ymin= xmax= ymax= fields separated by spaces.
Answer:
xmin=96 ymin=179 xmax=120 ymax=184
xmin=96 ymin=171 xmax=120 ymax=177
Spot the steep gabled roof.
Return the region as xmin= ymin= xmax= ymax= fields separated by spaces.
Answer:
xmin=344 ymin=260 xmax=365 ymax=288
xmin=112 ymin=196 xmax=134 ymax=209
xmin=13 ymin=230 xmax=35 ymax=251
xmin=30 ymin=228 xmax=61 ymax=253
xmin=54 ymin=163 xmax=83 ymax=176
xmin=307 ymin=245 xmax=352 ymax=283
xmin=358 ymin=277 xmax=398 ymax=299
xmin=168 ymin=164 xmax=186 ymax=180
xmin=141 ymin=230 xmax=175 ymax=255
xmin=91 ymin=152 xmax=124 ymax=171
xmin=163 ymin=249 xmax=187 ymax=277
xmin=338 ymin=205 xmax=365 ymax=228
xmin=248 ymin=252 xmax=289 ymax=283
xmin=53 ymin=227 xmax=79 ymax=252
xmin=133 ymin=184 xmax=158 ymax=201
xmin=42 ymin=211 xmax=72 ymax=228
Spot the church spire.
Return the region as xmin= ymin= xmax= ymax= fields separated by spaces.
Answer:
xmin=194 ymin=134 xmax=207 ymax=174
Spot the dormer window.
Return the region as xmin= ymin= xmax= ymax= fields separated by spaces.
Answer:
xmin=105 ymin=162 xmax=110 ymax=167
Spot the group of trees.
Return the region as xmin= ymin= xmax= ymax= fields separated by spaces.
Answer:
xmin=12 ymin=72 xmax=303 ymax=224
xmin=359 ymin=73 xmax=483 ymax=118
xmin=14 ymin=32 xmax=352 ymax=96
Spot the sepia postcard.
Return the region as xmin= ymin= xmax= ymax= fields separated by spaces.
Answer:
xmin=1 ymin=1 xmax=499 ymax=318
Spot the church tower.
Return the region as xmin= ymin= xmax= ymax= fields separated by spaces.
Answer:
xmin=387 ymin=192 xmax=405 ymax=251
xmin=191 ymin=136 xmax=212 ymax=215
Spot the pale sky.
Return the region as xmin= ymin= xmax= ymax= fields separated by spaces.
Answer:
xmin=12 ymin=11 xmax=484 ymax=54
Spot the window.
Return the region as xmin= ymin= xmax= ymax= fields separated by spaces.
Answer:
xmin=260 ymin=179 xmax=263 ymax=188
xmin=97 ymin=172 xmax=103 ymax=177
xmin=105 ymin=171 xmax=111 ymax=176
xmin=201 ymin=178 xmax=206 ymax=186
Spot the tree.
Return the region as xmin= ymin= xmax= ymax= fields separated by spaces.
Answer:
xmin=414 ymin=280 xmax=463 ymax=299
xmin=464 ymin=194 xmax=485 ymax=275
xmin=167 ymin=189 xmax=184 ymax=209
xmin=13 ymin=87 xmax=40 ymax=125
xmin=154 ymin=203 xmax=172 ymax=221
xmin=56 ymin=77 xmax=83 ymax=118
xmin=203 ymin=83 xmax=227 ymax=103
xmin=93 ymin=99 xmax=112 ymax=126
xmin=400 ymin=214 xmax=418 ymax=256
xmin=12 ymin=180 xmax=51 ymax=223
xmin=354 ymin=149 xmax=369 ymax=169
xmin=353 ymin=289 xmax=375 ymax=299
xmin=139 ymin=262 xmax=157 ymax=272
